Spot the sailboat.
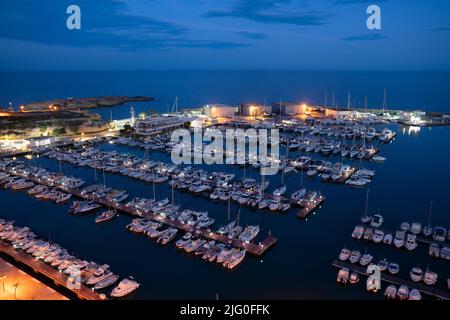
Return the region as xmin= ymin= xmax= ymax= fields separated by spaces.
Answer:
xmin=361 ymin=189 xmax=371 ymax=223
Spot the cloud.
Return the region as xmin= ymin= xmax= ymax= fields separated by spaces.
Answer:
xmin=334 ymin=0 xmax=389 ymax=4
xmin=0 ymin=0 xmax=247 ymax=50
xmin=235 ymin=31 xmax=269 ymax=39
xmin=203 ymin=0 xmax=332 ymax=26
xmin=341 ymin=33 xmax=386 ymax=41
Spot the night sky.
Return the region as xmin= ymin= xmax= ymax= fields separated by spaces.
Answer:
xmin=0 ymin=0 xmax=449 ymax=70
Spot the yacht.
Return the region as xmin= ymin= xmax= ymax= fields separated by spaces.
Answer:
xmin=388 ymin=262 xmax=400 ymax=275
xmin=370 ymin=214 xmax=383 ymax=228
xmin=337 ymin=268 xmax=349 ymax=284
xmin=239 ymin=225 xmax=260 ymax=242
xmin=384 ymin=285 xmax=397 ymax=299
xmin=422 ymin=225 xmax=433 ymax=237
xmin=351 ymin=225 xmax=364 ymax=239
xmin=258 ymin=199 xmax=270 ymax=210
xmin=184 ymin=238 xmax=206 ymax=253
xmin=349 ymin=250 xmax=361 ymax=264
xmin=410 ymin=267 xmax=423 ymax=282
xmin=111 ymin=278 xmax=140 ymax=298
xmin=349 ymin=273 xmax=359 ymax=284
xmin=408 ymin=289 xmax=422 ymax=300
xmin=377 ymin=259 xmax=389 ymax=271
xmin=405 ymin=234 xmax=418 ymax=251
xmin=223 ymin=249 xmax=246 ymax=269
xmin=272 ymin=185 xmax=287 ymax=197
xmin=157 ymin=228 xmax=178 ymax=245
xmin=290 ymin=188 xmax=306 ymax=204
xmin=194 ymin=241 xmax=215 ymax=256
xmin=410 ymin=222 xmax=422 ymax=235
xmin=393 ymin=230 xmax=406 ymax=248
xmin=440 ymin=246 xmax=450 ymax=260
xmin=359 ymin=253 xmax=373 ymax=266
xmin=338 ymin=248 xmax=351 ymax=261
xmin=428 ymin=243 xmax=440 ymax=257
xmin=203 ymin=244 xmax=225 ymax=262
xmin=363 ymin=228 xmax=373 ymax=240
xmin=95 ymin=210 xmax=117 ymax=223
xmin=217 ymin=221 xmax=236 ymax=235
xmin=423 ymin=270 xmax=438 ymax=286
xmin=372 ymin=229 xmax=384 ymax=243
xmin=216 ymin=247 xmax=233 ymax=264
xmin=306 ymin=169 xmax=317 ymax=177
xmin=433 ymin=226 xmax=447 ymax=242
xmin=382 ymin=233 xmax=393 ymax=245
xmin=400 ymin=222 xmax=410 ymax=232
xmin=268 ymin=198 xmax=281 ymax=211
xmin=397 ymin=285 xmax=409 ymax=300
xmin=175 ymin=233 xmax=192 ymax=249
xmin=94 ymin=274 xmax=120 ymax=290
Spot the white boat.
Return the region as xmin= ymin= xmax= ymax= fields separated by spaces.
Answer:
xmin=349 ymin=250 xmax=361 ymax=264
xmin=410 ymin=267 xmax=423 ymax=282
xmin=349 ymin=273 xmax=359 ymax=284
xmin=408 ymin=289 xmax=421 ymax=300
xmin=433 ymin=226 xmax=447 ymax=242
xmin=272 ymin=185 xmax=286 ymax=197
xmin=371 ymin=155 xmax=386 ymax=163
xmin=377 ymin=259 xmax=389 ymax=271
xmin=393 ymin=230 xmax=405 ymax=248
xmin=428 ymin=243 xmax=440 ymax=257
xmin=382 ymin=233 xmax=393 ymax=244
xmin=370 ymin=214 xmax=383 ymax=228
xmin=400 ymin=222 xmax=410 ymax=232
xmin=239 ymin=225 xmax=260 ymax=242
xmin=440 ymin=246 xmax=450 ymax=260
xmin=397 ymin=285 xmax=409 ymax=300
xmin=372 ymin=229 xmax=384 ymax=243
xmin=405 ymin=234 xmax=418 ymax=251
xmin=410 ymin=222 xmax=422 ymax=235
xmin=223 ymin=249 xmax=246 ymax=269
xmin=388 ymin=262 xmax=400 ymax=275
xmin=384 ymin=285 xmax=397 ymax=299
xmin=351 ymin=225 xmax=364 ymax=239
xmin=338 ymin=248 xmax=351 ymax=261
xmin=337 ymin=268 xmax=349 ymax=284
xmin=95 ymin=210 xmax=117 ymax=223
xmin=359 ymin=253 xmax=373 ymax=266
xmin=111 ymin=278 xmax=140 ymax=298
xmin=216 ymin=247 xmax=233 ymax=264
xmin=306 ymin=169 xmax=317 ymax=177
xmin=423 ymin=270 xmax=438 ymax=286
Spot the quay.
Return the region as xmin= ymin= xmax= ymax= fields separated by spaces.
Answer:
xmin=5 ymin=169 xmax=277 ymax=257
xmin=331 ymin=259 xmax=450 ymax=300
xmin=0 ymin=240 xmax=105 ymax=300
xmin=297 ymin=194 xmax=325 ymax=219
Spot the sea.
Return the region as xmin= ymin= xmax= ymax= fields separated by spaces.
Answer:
xmin=0 ymin=71 xmax=449 ymax=299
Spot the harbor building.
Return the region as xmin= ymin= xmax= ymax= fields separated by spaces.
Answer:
xmin=203 ymin=104 xmax=238 ymax=118
xmin=271 ymin=102 xmax=310 ymax=115
xmin=134 ymin=115 xmax=193 ymax=136
xmin=238 ymin=104 xmax=270 ymax=117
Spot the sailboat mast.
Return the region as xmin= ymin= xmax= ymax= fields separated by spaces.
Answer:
xmin=364 ymin=189 xmax=370 ymax=217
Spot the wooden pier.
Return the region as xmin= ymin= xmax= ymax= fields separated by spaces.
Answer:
xmin=4 ymin=169 xmax=277 ymax=257
xmin=331 ymin=259 xmax=449 ymax=300
xmin=0 ymin=240 xmax=105 ymax=300
xmin=297 ymin=195 xmax=325 ymax=219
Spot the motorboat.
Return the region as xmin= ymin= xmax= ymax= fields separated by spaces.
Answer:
xmin=433 ymin=226 xmax=447 ymax=242
xmin=363 ymin=228 xmax=373 ymax=240
xmin=408 ymin=289 xmax=421 ymax=300
xmin=384 ymin=285 xmax=397 ymax=299
xmin=338 ymin=248 xmax=351 ymax=261
xmin=397 ymin=285 xmax=409 ymax=300
xmin=95 ymin=210 xmax=117 ymax=223
xmin=410 ymin=267 xmax=423 ymax=282
xmin=405 ymin=234 xmax=418 ymax=251
xmin=383 ymin=233 xmax=393 ymax=244
xmin=359 ymin=253 xmax=373 ymax=266
xmin=216 ymin=247 xmax=233 ymax=264
xmin=111 ymin=278 xmax=140 ymax=298
xmin=223 ymin=249 xmax=246 ymax=269
xmin=86 ymin=265 xmax=111 ymax=285
xmin=239 ymin=225 xmax=260 ymax=242
xmin=428 ymin=243 xmax=440 ymax=257
xmin=94 ymin=273 xmax=120 ymax=290
xmin=349 ymin=250 xmax=361 ymax=264
xmin=351 ymin=225 xmax=364 ymax=239
xmin=372 ymin=229 xmax=384 ymax=243
xmin=217 ymin=221 xmax=236 ymax=235
xmin=400 ymin=222 xmax=410 ymax=232
xmin=337 ymin=268 xmax=349 ymax=284
xmin=423 ymin=270 xmax=438 ymax=286
xmin=370 ymin=214 xmax=383 ymax=228
xmin=157 ymin=228 xmax=178 ymax=245
xmin=175 ymin=233 xmax=192 ymax=249
xmin=184 ymin=239 xmax=206 ymax=253
xmin=349 ymin=272 xmax=359 ymax=284
xmin=410 ymin=222 xmax=422 ymax=235
xmin=440 ymin=246 xmax=450 ymax=260
xmin=393 ymin=230 xmax=406 ymax=248
xmin=377 ymin=259 xmax=389 ymax=271
xmin=388 ymin=262 xmax=400 ymax=275
xmin=422 ymin=225 xmax=433 ymax=237
xmin=194 ymin=240 xmax=215 ymax=256
xmin=272 ymin=185 xmax=287 ymax=197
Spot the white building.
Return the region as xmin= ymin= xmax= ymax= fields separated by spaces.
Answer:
xmin=134 ymin=115 xmax=194 ymax=136
xmin=203 ymin=104 xmax=238 ymax=118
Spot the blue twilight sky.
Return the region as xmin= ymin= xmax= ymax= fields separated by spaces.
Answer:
xmin=0 ymin=0 xmax=449 ymax=70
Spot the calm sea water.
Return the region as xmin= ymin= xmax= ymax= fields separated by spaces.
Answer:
xmin=0 ymin=71 xmax=449 ymax=299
